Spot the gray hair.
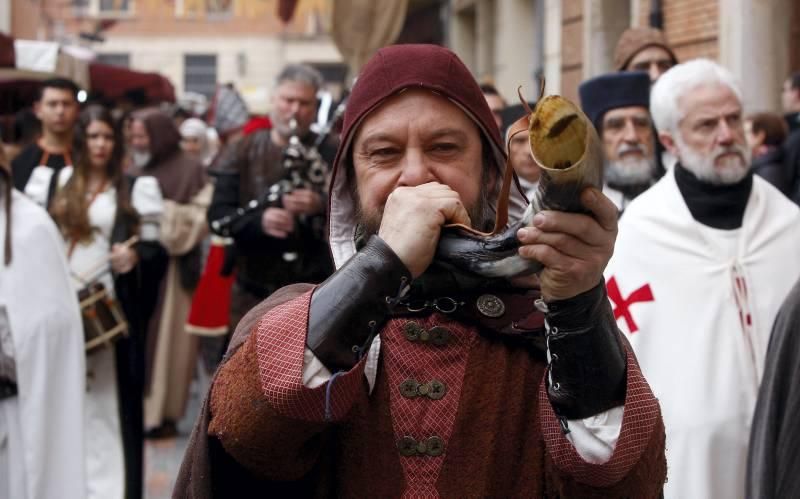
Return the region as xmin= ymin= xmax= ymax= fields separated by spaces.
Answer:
xmin=650 ymin=58 xmax=742 ymax=134
xmin=275 ymin=63 xmax=324 ymax=92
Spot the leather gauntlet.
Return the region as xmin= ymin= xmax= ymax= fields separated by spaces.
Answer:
xmin=542 ymin=281 xmax=626 ymax=420
xmin=306 ymin=236 xmax=411 ymax=372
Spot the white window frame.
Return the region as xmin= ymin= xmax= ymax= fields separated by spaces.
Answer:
xmin=175 ymin=0 xmax=234 ymax=19
xmin=79 ymin=0 xmax=136 ymax=19
xmin=184 ymin=53 xmax=218 ymax=98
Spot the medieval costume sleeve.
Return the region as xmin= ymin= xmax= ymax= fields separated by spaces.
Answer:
xmin=160 ymin=183 xmax=212 ymax=258
xmin=746 ymin=277 xmax=800 ymax=499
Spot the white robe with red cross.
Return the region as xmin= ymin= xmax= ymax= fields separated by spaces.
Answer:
xmin=604 ymin=172 xmax=800 ymax=499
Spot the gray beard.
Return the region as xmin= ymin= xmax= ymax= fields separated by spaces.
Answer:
xmin=675 ymin=135 xmax=751 ymax=186
xmin=274 ymin=120 xmax=310 ymax=142
xmin=604 ymin=156 xmax=657 ymax=187
xmin=132 ymin=151 xmax=151 ymax=168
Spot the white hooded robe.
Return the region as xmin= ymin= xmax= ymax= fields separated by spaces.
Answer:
xmin=0 ymin=189 xmax=86 ymax=499
xmin=605 ymin=172 xmax=800 ymax=499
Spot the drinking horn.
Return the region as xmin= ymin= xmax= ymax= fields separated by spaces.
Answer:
xmin=434 ymin=88 xmax=604 ymax=279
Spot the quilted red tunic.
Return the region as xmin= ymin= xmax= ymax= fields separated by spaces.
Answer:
xmin=196 ymin=285 xmax=666 ymax=498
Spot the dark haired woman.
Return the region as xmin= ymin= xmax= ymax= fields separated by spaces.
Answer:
xmin=744 ymin=112 xmax=790 ymax=193
xmin=42 ymin=105 xmax=163 ymax=499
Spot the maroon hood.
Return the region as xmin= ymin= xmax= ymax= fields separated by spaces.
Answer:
xmin=337 ymin=44 xmax=503 ymax=162
xmin=134 ymin=108 xmax=182 ymax=167
xmin=328 ymin=44 xmax=527 ymax=269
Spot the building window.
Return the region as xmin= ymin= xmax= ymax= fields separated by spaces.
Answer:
xmin=206 ymin=0 xmax=234 ymax=15
xmin=72 ymin=0 xmax=90 ymax=14
xmin=75 ymin=0 xmax=133 ymax=16
xmin=99 ymin=0 xmax=130 ymax=12
xmin=96 ymin=53 xmax=130 ymax=68
xmin=175 ymin=0 xmax=233 ymax=18
xmin=184 ymin=54 xmax=217 ymax=98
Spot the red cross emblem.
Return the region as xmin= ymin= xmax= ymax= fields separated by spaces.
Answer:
xmin=606 ymin=276 xmax=654 ymax=334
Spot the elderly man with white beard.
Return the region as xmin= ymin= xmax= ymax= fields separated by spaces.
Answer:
xmin=579 ymin=72 xmax=659 ymax=214
xmin=604 ymin=59 xmax=800 ymax=499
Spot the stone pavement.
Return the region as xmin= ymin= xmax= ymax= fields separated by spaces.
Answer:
xmin=145 ymin=367 xmax=210 ymax=499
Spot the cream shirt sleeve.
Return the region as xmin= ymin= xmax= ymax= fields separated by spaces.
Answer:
xmin=131 ymin=176 xmax=164 ymax=242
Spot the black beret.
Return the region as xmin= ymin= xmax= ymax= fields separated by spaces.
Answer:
xmin=579 ymin=72 xmax=650 ymax=130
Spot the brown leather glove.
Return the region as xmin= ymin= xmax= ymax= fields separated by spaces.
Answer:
xmin=306 ymin=236 xmax=411 ymax=372
xmin=542 ymin=280 xmax=627 ymax=421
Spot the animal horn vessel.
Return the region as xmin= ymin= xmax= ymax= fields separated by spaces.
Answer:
xmin=434 ymin=87 xmax=604 ymax=278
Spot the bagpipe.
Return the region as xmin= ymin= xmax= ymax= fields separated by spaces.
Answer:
xmin=209 ymin=100 xmax=346 ymax=237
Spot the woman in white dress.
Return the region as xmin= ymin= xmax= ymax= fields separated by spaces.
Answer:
xmin=48 ymin=105 xmax=164 ymax=499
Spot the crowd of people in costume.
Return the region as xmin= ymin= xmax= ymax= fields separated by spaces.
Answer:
xmin=2 ymin=26 xmax=800 ymax=499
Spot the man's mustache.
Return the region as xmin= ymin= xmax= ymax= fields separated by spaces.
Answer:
xmin=714 ymin=145 xmax=747 ymax=162
xmin=617 ymin=143 xmax=647 ymax=157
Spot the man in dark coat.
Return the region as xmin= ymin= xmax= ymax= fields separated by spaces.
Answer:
xmin=206 ymin=64 xmax=335 ymax=337
xmin=747 ymin=277 xmax=800 ymax=499
xmin=11 ymin=78 xmax=79 ymax=192
xmin=175 ymin=44 xmax=666 ymax=498
xmin=579 ymin=71 xmax=659 ymax=214
xmin=781 ymin=72 xmax=800 ymax=133
xmin=781 ymin=73 xmax=800 ymax=205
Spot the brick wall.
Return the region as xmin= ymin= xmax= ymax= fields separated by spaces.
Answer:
xmin=13 ymin=0 xmax=329 ymax=40
xmin=636 ymin=0 xmax=718 ymax=61
xmin=109 ymin=0 xmax=330 ymax=37
xmin=559 ymin=0 xmax=719 ymax=100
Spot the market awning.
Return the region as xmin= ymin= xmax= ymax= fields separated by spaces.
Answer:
xmin=89 ymin=62 xmax=176 ymax=104
xmin=0 ymin=33 xmax=14 ymax=68
xmin=0 ymin=77 xmax=46 ymax=115
xmin=0 ymin=36 xmax=175 ymax=114
xmin=14 ymin=39 xmax=91 ymax=90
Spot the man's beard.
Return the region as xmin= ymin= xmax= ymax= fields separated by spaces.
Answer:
xmin=675 ymin=134 xmax=751 ymax=185
xmin=274 ymin=121 xmax=293 ymax=140
xmin=605 ymin=144 xmax=657 ymax=187
xmin=274 ymin=117 xmax=309 ymax=141
xmin=131 ymin=150 xmax=151 ymax=168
